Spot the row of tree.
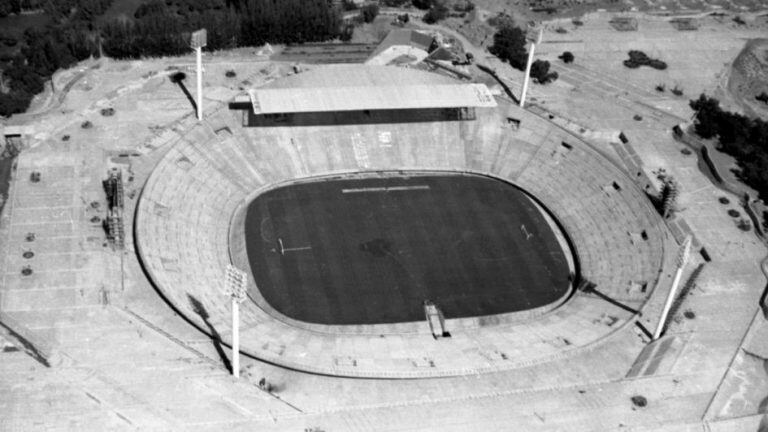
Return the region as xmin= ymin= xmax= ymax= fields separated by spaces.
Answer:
xmin=690 ymin=94 xmax=768 ymax=201
xmin=0 ymin=0 xmax=113 ymax=20
xmin=1 ymin=0 xmax=343 ymax=116
xmin=0 ymin=0 xmax=45 ymax=18
xmin=106 ymin=0 xmax=342 ymax=58
xmin=0 ymin=21 xmax=102 ymax=115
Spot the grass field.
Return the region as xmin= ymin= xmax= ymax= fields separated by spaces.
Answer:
xmin=245 ymin=173 xmax=572 ymax=325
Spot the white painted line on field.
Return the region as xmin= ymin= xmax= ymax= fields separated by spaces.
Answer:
xmin=341 ymin=185 xmax=430 ymax=193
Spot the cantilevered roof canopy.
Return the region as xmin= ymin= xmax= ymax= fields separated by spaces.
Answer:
xmin=247 ymin=83 xmax=496 ymax=115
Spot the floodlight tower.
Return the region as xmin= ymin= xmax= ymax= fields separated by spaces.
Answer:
xmin=519 ymin=26 xmax=543 ymax=108
xmin=653 ymin=235 xmax=692 ymax=340
xmin=224 ymin=264 xmax=248 ymax=378
xmin=190 ymin=29 xmax=207 ymax=121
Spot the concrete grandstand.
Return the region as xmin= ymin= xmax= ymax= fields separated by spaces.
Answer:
xmin=135 ymin=64 xmax=676 ymax=378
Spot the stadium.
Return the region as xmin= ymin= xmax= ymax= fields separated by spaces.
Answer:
xmin=134 ymin=64 xmax=674 ymax=378
xmin=4 ymin=11 xmax=768 ymax=430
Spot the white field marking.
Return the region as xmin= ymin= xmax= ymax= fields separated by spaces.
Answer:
xmin=282 ymin=246 xmax=312 ymax=253
xmin=260 ymin=217 xmax=274 ymax=242
xmin=276 ymin=237 xmax=311 ymax=254
xmin=341 ymin=185 xmax=430 ymax=193
xmin=350 ymin=133 xmax=370 ymax=168
xmin=521 ymin=224 xmax=533 ymax=240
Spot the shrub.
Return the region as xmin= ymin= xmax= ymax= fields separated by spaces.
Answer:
xmin=737 ymin=218 xmax=751 ymax=231
xmin=648 ymin=59 xmax=667 ymax=70
xmin=671 ymin=86 xmax=683 ymax=96
xmin=655 ymin=83 xmax=665 ymax=92
xmin=1 ymin=35 xmax=17 ymax=47
xmin=623 ymin=50 xmax=667 ymax=70
xmin=487 ymin=12 xmax=515 ymax=28
xmin=558 ymin=51 xmax=574 ymax=63
xmin=225 ymin=70 xmax=236 ymax=78
xmin=631 ymin=395 xmax=647 ymax=408
xmin=81 ymin=120 xmax=93 ymax=129
xmin=756 ymin=92 xmax=768 ymax=104
xmin=100 ymin=107 xmax=115 ymax=117
xmin=763 ymin=211 xmax=768 ymax=232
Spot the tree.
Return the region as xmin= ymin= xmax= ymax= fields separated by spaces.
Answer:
xmin=530 ymin=59 xmax=549 ymax=81
xmin=689 ymin=93 xmax=768 ymax=201
xmin=689 ymin=94 xmax=722 ymax=139
xmin=340 ymin=23 xmax=354 ymax=42
xmin=530 ymin=59 xmax=558 ymax=84
xmin=0 ymin=0 xmax=15 ymax=17
xmin=412 ymin=0 xmax=433 ymax=9
xmin=489 ymin=25 xmax=528 ymax=70
xmin=422 ymin=2 xmax=448 ymax=24
xmin=559 ymin=51 xmax=574 ymax=63
xmin=0 ymin=90 xmax=34 ymax=116
xmin=361 ymin=3 xmax=379 ymax=23
xmin=1 ymin=0 xmax=344 ymax=117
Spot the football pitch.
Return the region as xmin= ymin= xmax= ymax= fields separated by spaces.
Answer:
xmin=244 ymin=173 xmax=572 ymax=325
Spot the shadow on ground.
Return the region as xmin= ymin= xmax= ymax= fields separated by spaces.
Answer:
xmin=187 ymin=294 xmax=231 ymax=373
xmin=170 ymin=74 xmax=198 ymax=115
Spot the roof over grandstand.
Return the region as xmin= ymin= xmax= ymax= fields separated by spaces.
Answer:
xmin=247 ymin=65 xmax=497 ymax=114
